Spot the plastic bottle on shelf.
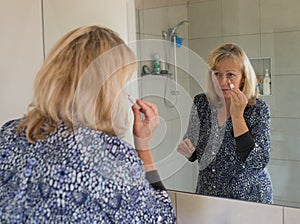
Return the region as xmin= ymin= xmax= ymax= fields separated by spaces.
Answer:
xmin=256 ymin=76 xmax=262 ymax=95
xmin=263 ymin=68 xmax=271 ymax=95
xmin=153 ymin=53 xmax=160 ymax=74
xmin=160 ymin=59 xmax=168 ymax=74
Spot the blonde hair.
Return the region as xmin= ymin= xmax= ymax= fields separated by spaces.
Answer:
xmin=205 ymin=43 xmax=258 ymax=106
xmin=18 ymin=25 xmax=137 ymax=143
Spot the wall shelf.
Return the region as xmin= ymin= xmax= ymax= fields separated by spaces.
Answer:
xmin=141 ymin=72 xmax=172 ymax=77
xmin=249 ymin=57 xmax=272 ymax=96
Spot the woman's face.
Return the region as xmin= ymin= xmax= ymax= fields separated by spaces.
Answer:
xmin=212 ymin=58 xmax=243 ymax=100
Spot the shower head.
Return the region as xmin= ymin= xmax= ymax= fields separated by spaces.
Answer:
xmin=169 ymin=20 xmax=189 ymax=37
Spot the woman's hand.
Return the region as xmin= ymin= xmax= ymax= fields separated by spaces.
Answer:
xmin=229 ymin=88 xmax=248 ymax=119
xmin=229 ymin=89 xmax=249 ymax=137
xmin=132 ymin=99 xmax=159 ymax=171
xmin=177 ymin=138 xmax=195 ymax=158
xmin=132 ymin=99 xmax=159 ymax=150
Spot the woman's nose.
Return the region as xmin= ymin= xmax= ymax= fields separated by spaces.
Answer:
xmin=219 ymin=76 xmax=229 ymax=85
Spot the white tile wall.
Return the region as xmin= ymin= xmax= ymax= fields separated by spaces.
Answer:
xmin=264 ymin=76 xmax=300 ymax=118
xmin=260 ymin=33 xmax=274 ymax=56
xmin=271 ymin=118 xmax=300 ymax=160
xmin=188 ymin=0 xmax=222 ymax=39
xmin=139 ymin=7 xmax=170 ymax=35
xmin=189 ymin=37 xmax=222 ymax=60
xmin=273 ymin=31 xmax=300 ymax=75
xmin=164 ymin=160 xmax=198 ymax=192
xmin=222 ymin=34 xmax=261 ymax=58
xmin=139 ymin=5 xmax=188 ymax=36
xmin=268 ymin=159 xmax=300 ymax=207
xmin=260 ymin=0 xmax=300 ymax=33
xmin=222 ymin=0 xmax=260 ymax=36
xmin=139 ymin=76 xmax=182 ymax=121
xmin=149 ymin=118 xmax=178 ymax=160
xmin=136 ymin=0 xmax=187 ymax=10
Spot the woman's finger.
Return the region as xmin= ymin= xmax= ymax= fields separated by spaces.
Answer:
xmin=138 ymin=100 xmax=158 ymax=116
xmin=136 ymin=100 xmax=158 ymax=120
xmin=132 ymin=104 xmax=141 ymax=122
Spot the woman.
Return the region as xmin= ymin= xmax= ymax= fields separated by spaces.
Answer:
xmin=0 ymin=25 xmax=176 ymax=223
xmin=177 ymin=43 xmax=273 ymax=204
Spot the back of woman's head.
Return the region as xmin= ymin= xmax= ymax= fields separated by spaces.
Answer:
xmin=18 ymin=25 xmax=136 ymax=143
xmin=205 ymin=43 xmax=258 ymax=106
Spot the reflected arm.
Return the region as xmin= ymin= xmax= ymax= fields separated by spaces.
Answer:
xmin=235 ymin=131 xmax=255 ymax=162
xmin=241 ymin=99 xmax=271 ymax=170
xmin=184 ymin=102 xmax=201 ymax=162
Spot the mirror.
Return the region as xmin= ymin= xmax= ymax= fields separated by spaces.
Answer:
xmin=40 ymin=0 xmax=300 ymax=209
xmin=135 ymin=0 xmax=300 ymax=208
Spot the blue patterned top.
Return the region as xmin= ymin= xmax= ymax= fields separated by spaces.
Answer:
xmin=0 ymin=119 xmax=176 ymax=223
xmin=185 ymin=94 xmax=273 ymax=204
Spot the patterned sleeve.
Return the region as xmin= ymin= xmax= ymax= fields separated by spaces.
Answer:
xmin=244 ymin=99 xmax=271 ymax=171
xmin=184 ymin=102 xmax=200 ymax=146
xmin=116 ymin=141 xmax=176 ymax=223
xmin=183 ymin=95 xmax=203 ymax=162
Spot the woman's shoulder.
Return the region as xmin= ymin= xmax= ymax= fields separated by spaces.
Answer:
xmin=0 ymin=118 xmax=22 ymax=136
xmin=194 ymin=93 xmax=208 ymax=104
xmin=76 ymin=126 xmax=139 ymax=161
xmin=245 ymin=98 xmax=270 ymax=120
xmin=252 ymin=98 xmax=270 ymax=112
xmin=1 ymin=118 xmax=22 ymax=129
xmin=77 ymin=126 xmax=132 ymax=147
xmin=255 ymin=98 xmax=269 ymax=106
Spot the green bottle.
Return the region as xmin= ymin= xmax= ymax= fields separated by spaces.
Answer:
xmin=153 ymin=54 xmax=160 ymax=74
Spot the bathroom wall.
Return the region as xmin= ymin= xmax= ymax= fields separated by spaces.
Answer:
xmin=42 ymin=0 xmax=138 ymax=145
xmin=0 ymin=0 xmax=44 ymax=126
xmin=0 ymin=0 xmax=135 ymax=126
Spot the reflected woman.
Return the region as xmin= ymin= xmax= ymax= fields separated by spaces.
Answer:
xmin=177 ymin=43 xmax=273 ymax=204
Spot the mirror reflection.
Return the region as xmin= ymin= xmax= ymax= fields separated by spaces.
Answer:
xmin=177 ymin=43 xmax=273 ymax=204
xmin=136 ymin=0 xmax=300 ymax=208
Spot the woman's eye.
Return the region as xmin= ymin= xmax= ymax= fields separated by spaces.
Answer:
xmin=214 ymin=72 xmax=221 ymax=77
xmin=227 ymin=73 xmax=235 ymax=78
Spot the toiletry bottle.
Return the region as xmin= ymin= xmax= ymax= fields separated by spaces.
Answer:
xmin=153 ymin=54 xmax=160 ymax=74
xmin=256 ymin=76 xmax=262 ymax=95
xmin=160 ymin=59 xmax=168 ymax=74
xmin=263 ymin=68 xmax=271 ymax=95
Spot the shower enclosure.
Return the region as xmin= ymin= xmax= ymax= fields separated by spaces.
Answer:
xmin=136 ymin=4 xmax=202 ymax=193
